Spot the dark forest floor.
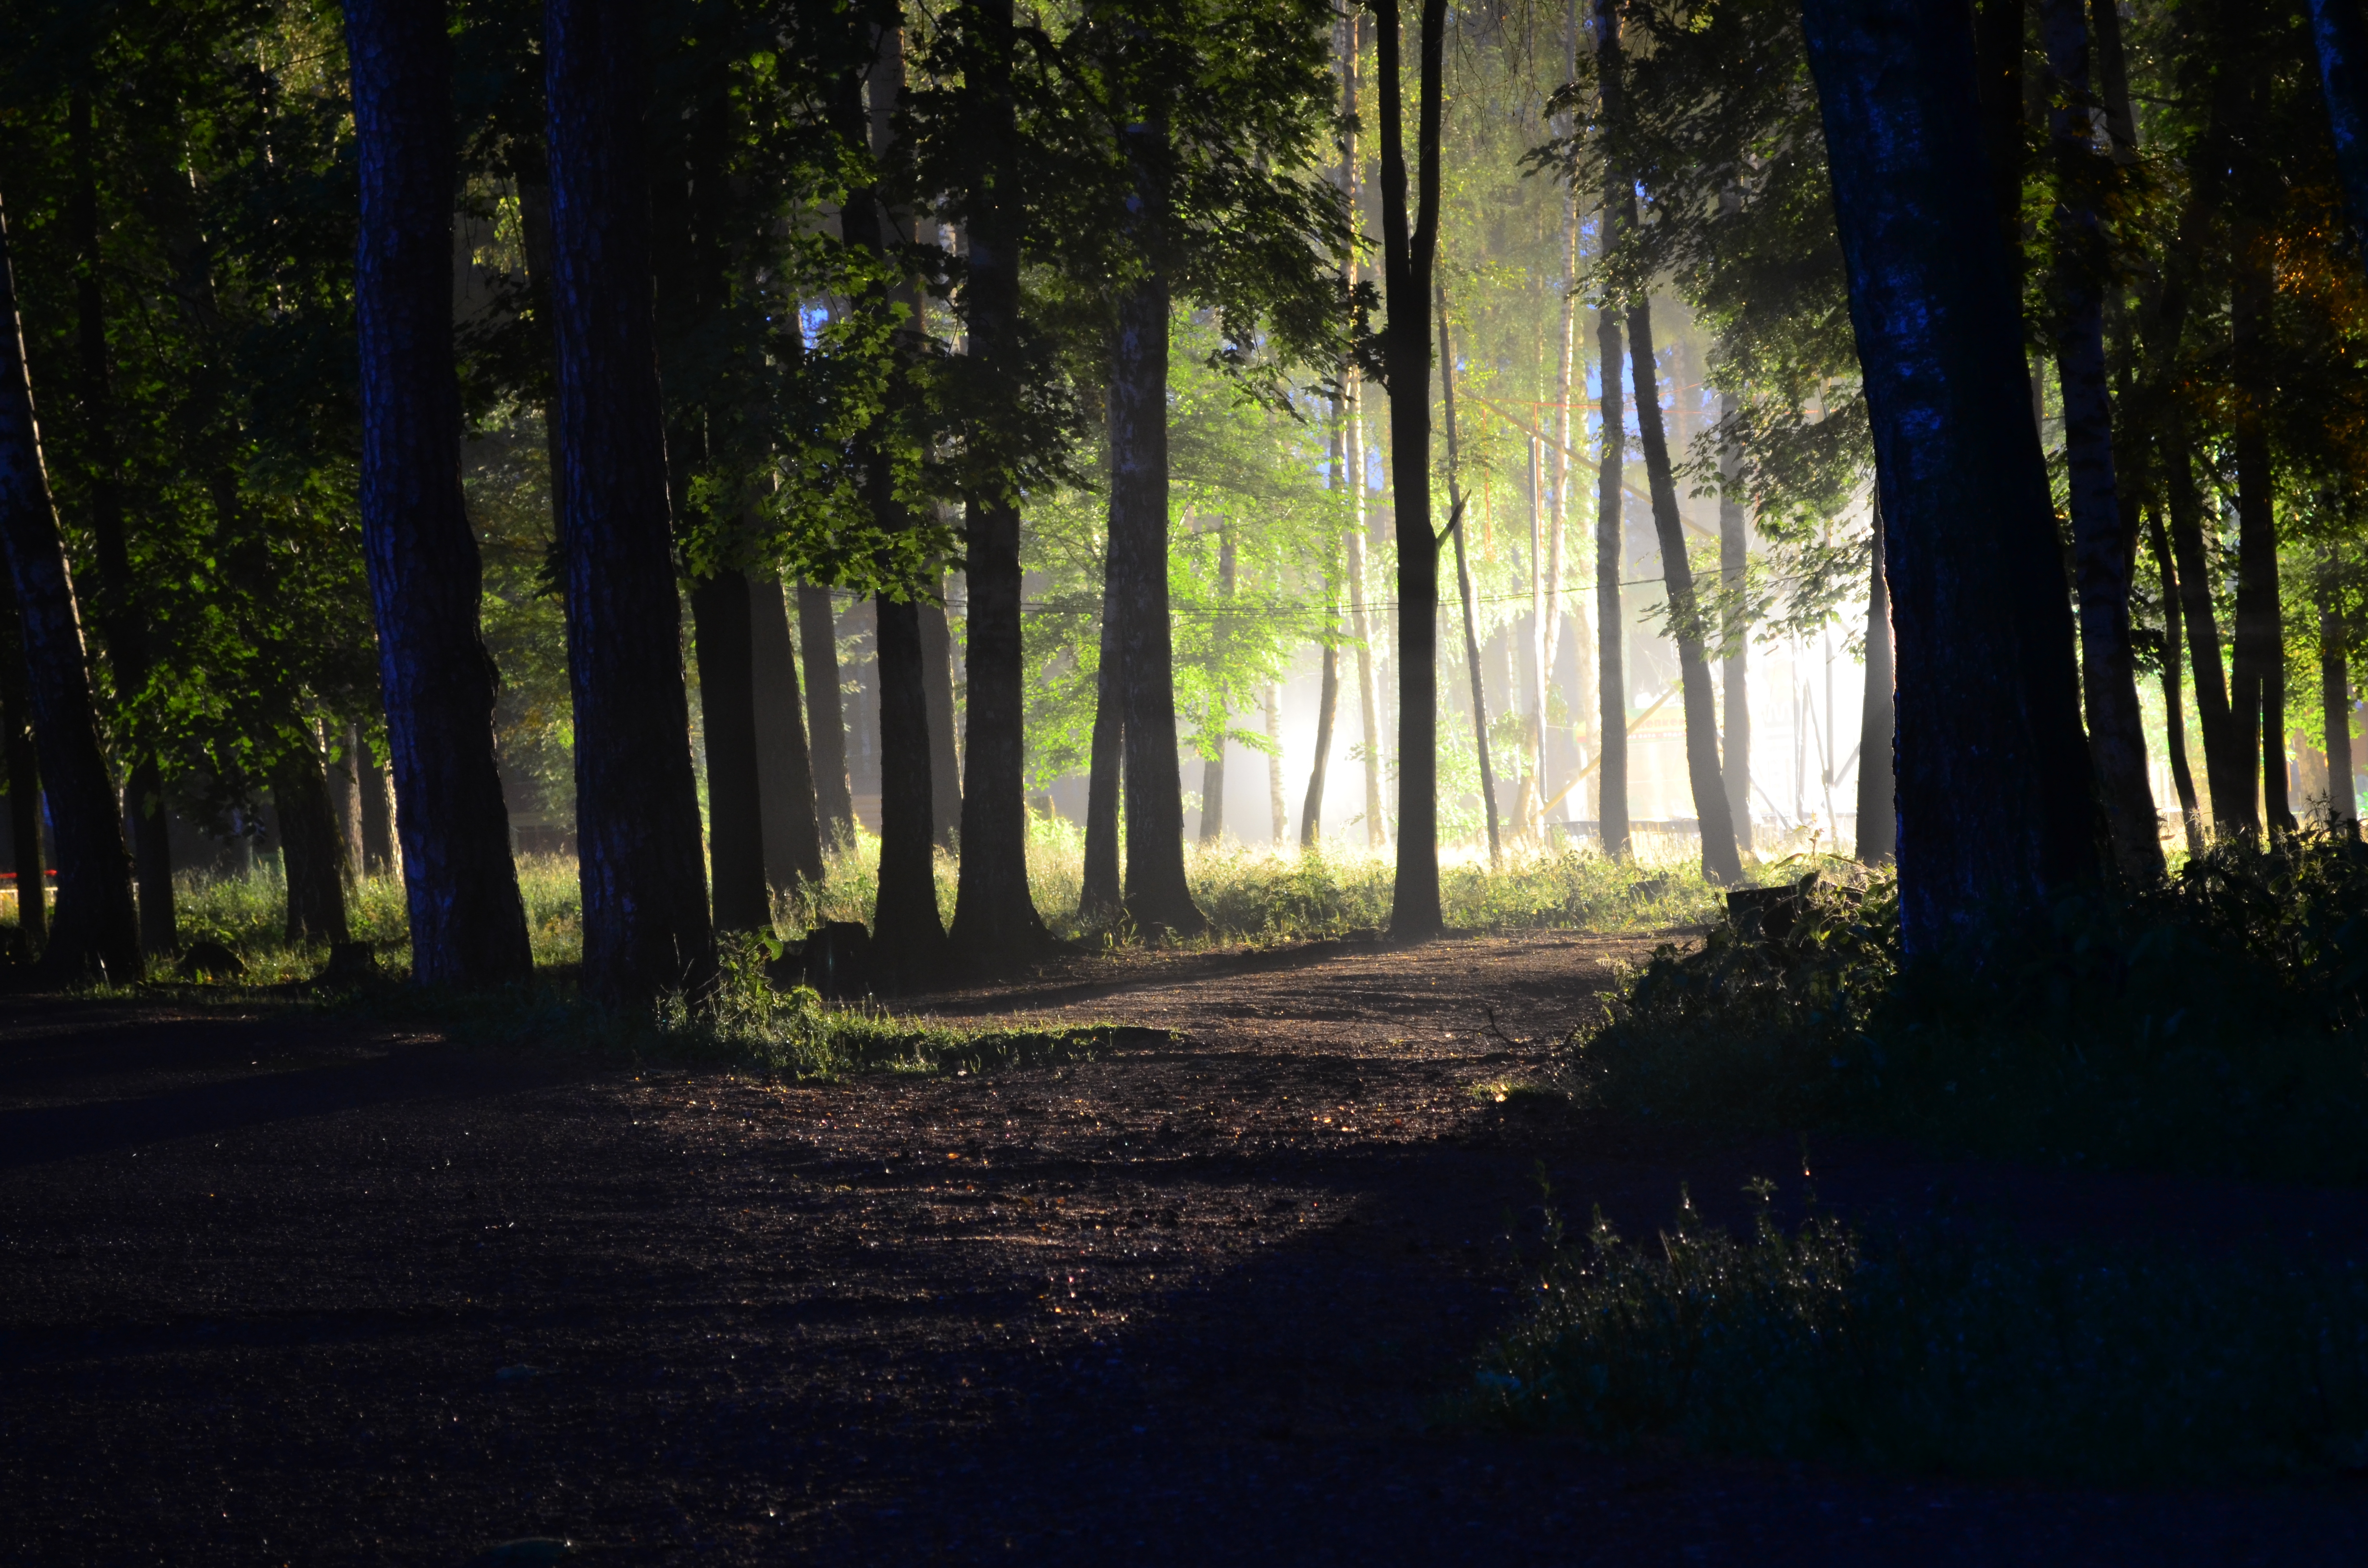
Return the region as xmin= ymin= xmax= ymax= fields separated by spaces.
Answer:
xmin=7 ymin=930 xmax=2368 ymax=1566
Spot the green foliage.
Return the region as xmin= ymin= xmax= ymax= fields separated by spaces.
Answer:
xmin=1570 ymin=833 xmax=2368 ymax=1182
xmin=1475 ymin=1189 xmax=2368 ymax=1481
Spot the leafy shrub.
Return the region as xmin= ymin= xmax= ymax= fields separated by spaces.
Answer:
xmin=1475 ymin=1189 xmax=2368 ymax=1480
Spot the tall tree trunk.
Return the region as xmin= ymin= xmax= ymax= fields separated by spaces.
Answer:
xmin=0 ymin=187 xmax=139 ymax=982
xmin=347 ymin=0 xmax=534 ymax=986
xmin=750 ymin=573 xmax=825 ymax=890
xmin=2149 ymin=513 xmax=2206 ymax=854
xmin=544 ymin=0 xmax=715 ymax=1004
xmin=798 ymin=582 xmax=856 ymax=851
xmin=1199 ymin=526 xmax=1235 ymax=845
xmin=1717 ymin=393 xmax=1751 ymax=851
xmin=2230 ymin=238 xmax=2290 ymax=836
xmin=1856 ymin=502 xmax=1896 ymax=863
xmin=357 ymin=729 xmax=398 ymax=876
xmin=1264 ymin=684 xmax=1287 ymax=842
xmin=2310 ymin=0 xmax=2368 ymax=257
xmin=1375 ymin=0 xmax=1447 ymax=937
xmin=70 ymin=88 xmax=174 ymax=956
xmin=1338 ymin=10 xmax=1387 ymax=854
xmin=920 ymin=579 xmax=962 ymax=850
xmin=1439 ymin=278 xmax=1501 ymax=865
xmin=1301 ymin=593 xmax=1337 ymax=845
xmin=2045 ymin=0 xmax=2162 ymax=879
xmin=1624 ymin=291 xmax=1742 ymax=885
xmin=1080 ymin=594 xmax=1123 ymax=918
xmin=2322 ymin=546 xmax=2357 ymax=830
xmin=689 ymin=568 xmax=771 ymax=932
xmin=1974 ymin=0 xmax=2031 ymax=267
xmin=274 ymin=735 xmax=349 ymax=947
xmin=1540 ymin=0 xmax=1581 ymax=799
xmin=2164 ymin=425 xmax=2248 ymax=837
xmin=1108 ymin=262 xmax=1205 ymax=936
xmin=1800 ymin=0 xmax=2101 ymax=951
xmin=0 ymin=586 xmax=43 ymax=946
xmin=1594 ymin=302 xmax=1628 ymax=858
xmin=329 ymin=722 xmax=368 ymax=878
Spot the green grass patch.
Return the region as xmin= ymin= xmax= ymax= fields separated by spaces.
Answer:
xmin=1475 ymin=1188 xmax=2368 ymax=1481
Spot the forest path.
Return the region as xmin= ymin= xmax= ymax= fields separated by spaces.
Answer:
xmin=4 ymin=933 xmax=2367 ymax=1565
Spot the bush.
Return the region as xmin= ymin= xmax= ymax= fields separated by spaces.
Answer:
xmin=1567 ymin=832 xmax=2368 ymax=1182
xmin=1475 ymin=1188 xmax=2368 ymax=1480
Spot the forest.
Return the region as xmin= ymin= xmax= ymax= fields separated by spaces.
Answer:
xmin=17 ymin=0 xmax=2368 ymax=1557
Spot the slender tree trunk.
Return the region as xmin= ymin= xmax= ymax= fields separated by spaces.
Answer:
xmin=798 ymin=582 xmax=856 ymax=850
xmin=328 ymin=723 xmax=367 ymax=878
xmin=749 ymin=574 xmax=825 ymax=889
xmin=274 ymin=737 xmax=349 ymax=946
xmin=1540 ymin=0 xmax=1581 ymax=795
xmin=2322 ymin=546 xmax=2357 ymax=830
xmin=1080 ymin=594 xmax=1123 ymax=918
xmin=1339 ymin=11 xmax=1387 ymax=853
xmin=1717 ymin=393 xmax=1751 ymax=851
xmin=1376 ymin=0 xmax=1447 ymax=937
xmin=1301 ymin=596 xmax=1337 ymax=845
xmin=689 ymin=568 xmax=771 ymax=932
xmin=2149 ymin=513 xmax=2206 ymax=854
xmin=2231 ymin=238 xmax=2290 ymax=835
xmin=0 ymin=187 xmax=139 ymax=982
xmin=1439 ymin=279 xmax=1501 ymax=865
xmin=1800 ymin=0 xmax=2102 ymax=950
xmin=2311 ymin=0 xmax=2368 ymax=257
xmin=1625 ymin=291 xmax=1742 ymax=885
xmin=357 ymin=730 xmax=398 ymax=875
xmin=349 ymin=0 xmax=533 ymax=987
xmin=2044 ymin=0 xmax=2162 ymax=879
xmin=0 ymin=586 xmax=44 ymax=945
xmin=1199 ymin=527 xmax=1235 ymax=845
xmin=1594 ymin=300 xmax=1628 ymax=858
xmin=920 ymin=578 xmax=962 ymax=850
xmin=544 ymin=0 xmax=715 ymax=1004
xmin=2164 ymin=427 xmax=2247 ymax=837
xmin=1856 ymin=502 xmax=1896 ymax=862
xmin=1264 ymin=684 xmax=1287 ymax=842
xmin=69 ymin=89 xmax=175 ymax=956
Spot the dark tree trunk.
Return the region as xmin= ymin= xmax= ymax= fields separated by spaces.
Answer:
xmin=1800 ymin=0 xmax=2101 ymax=952
xmin=274 ymin=738 xmax=349 ymax=946
xmin=2044 ymin=0 xmax=2161 ymax=879
xmin=2149 ymin=513 xmax=2206 ymax=854
xmin=1594 ymin=299 xmax=1628 ymax=858
xmin=2322 ymin=549 xmax=2357 ymax=829
xmin=689 ymin=568 xmax=771 ymax=932
xmin=798 ymin=581 xmax=857 ymax=851
xmin=1718 ymin=393 xmax=1751 ymax=852
xmin=544 ymin=0 xmax=715 ymax=1004
xmin=1080 ymin=595 xmax=1123 ymax=919
xmin=0 ymin=188 xmax=139 ymax=982
xmin=1626 ymin=293 xmax=1742 ymax=885
xmin=2164 ymin=422 xmax=2248 ymax=836
xmin=2230 ymin=240 xmax=2290 ymax=835
xmin=1108 ymin=263 xmax=1205 ymax=937
xmin=2311 ymin=0 xmax=2368 ymax=257
xmin=347 ymin=0 xmax=535 ymax=987
xmin=1974 ymin=0 xmax=2031 ymax=267
xmin=1375 ymin=0 xmax=1447 ymax=938
xmin=69 ymin=89 xmax=174 ymax=956
xmin=920 ymin=585 xmax=962 ymax=851
xmin=1856 ymin=502 xmax=1896 ymax=863
xmin=872 ymin=590 xmax=945 ymax=976
xmin=750 ymin=574 xmax=825 ymax=890
xmin=1438 ymin=282 xmax=1501 ymax=866
xmin=357 ymin=729 xmax=398 ymax=875
xmin=0 ymin=586 xmax=43 ymax=945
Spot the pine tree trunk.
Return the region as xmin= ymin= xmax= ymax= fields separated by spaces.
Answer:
xmin=798 ymin=582 xmax=857 ymax=851
xmin=1625 ymin=292 xmax=1742 ymax=885
xmin=2322 ymin=548 xmax=2357 ymax=830
xmin=2231 ymin=238 xmax=2290 ymax=835
xmin=2149 ymin=514 xmax=2206 ymax=854
xmin=1594 ymin=299 xmax=1628 ymax=858
xmin=1718 ymin=394 xmax=1751 ymax=851
xmin=1080 ymin=593 xmax=1123 ymax=918
xmin=69 ymin=90 xmax=175 ymax=956
xmin=274 ymin=737 xmax=349 ymax=947
xmin=544 ymin=0 xmax=715 ymax=1004
xmin=689 ymin=567 xmax=771 ymax=933
xmin=0 ymin=188 xmax=140 ymax=982
xmin=1800 ymin=0 xmax=2101 ymax=950
xmin=1108 ymin=260 xmax=1205 ymax=937
xmin=1375 ymin=0 xmax=1447 ymax=937
xmin=2045 ymin=0 xmax=2161 ymax=879
xmin=750 ymin=574 xmax=825 ymax=890
xmin=920 ymin=582 xmax=962 ymax=850
xmin=0 ymin=588 xmax=43 ymax=945
xmin=1856 ymin=502 xmax=1896 ymax=863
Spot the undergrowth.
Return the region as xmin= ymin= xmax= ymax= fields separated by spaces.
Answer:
xmin=1566 ymin=831 xmax=2368 ymax=1183
xmin=1474 ymin=1186 xmax=2368 ymax=1481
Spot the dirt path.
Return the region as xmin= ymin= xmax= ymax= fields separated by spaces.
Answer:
xmin=5 ymin=932 xmax=2367 ymax=1565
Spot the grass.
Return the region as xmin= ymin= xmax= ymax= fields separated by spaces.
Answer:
xmin=1474 ymin=1184 xmax=2368 ymax=1481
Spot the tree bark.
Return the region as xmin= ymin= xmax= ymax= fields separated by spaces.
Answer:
xmin=798 ymin=582 xmax=857 ymax=851
xmin=689 ymin=568 xmax=771 ymax=932
xmin=1800 ymin=0 xmax=2102 ymax=951
xmin=0 ymin=584 xmax=43 ymax=945
xmin=2044 ymin=0 xmax=2161 ymax=879
xmin=2230 ymin=238 xmax=2290 ymax=835
xmin=750 ymin=574 xmax=825 ymax=890
xmin=1717 ymin=393 xmax=1751 ymax=852
xmin=544 ymin=0 xmax=715 ymax=1004
xmin=1198 ymin=527 xmax=1235 ymax=845
xmin=1594 ymin=302 xmax=1628 ymax=858
xmin=2311 ymin=0 xmax=2368 ymax=258
xmin=1339 ymin=11 xmax=1387 ymax=853
xmin=1080 ymin=593 xmax=1123 ymax=918
xmin=1856 ymin=502 xmax=1896 ymax=863
xmin=0 ymin=186 xmax=139 ymax=982
xmin=2163 ymin=420 xmax=2248 ymax=837
xmin=1973 ymin=0 xmax=2031 ymax=268
xmin=1301 ymin=596 xmax=1337 ymax=844
xmin=2149 ymin=513 xmax=2206 ymax=854
xmin=69 ymin=89 xmax=175 ymax=957
xmin=273 ymin=737 xmax=349 ymax=947
xmin=346 ymin=0 xmax=535 ymax=987
xmin=2322 ymin=547 xmax=2357 ymax=830
xmin=329 ymin=722 xmax=368 ymax=879
xmin=1375 ymin=0 xmax=1447 ymax=938
xmin=1264 ymin=684 xmax=1287 ymax=842
xmin=920 ymin=580 xmax=962 ymax=850
xmin=1108 ymin=261 xmax=1205 ymax=936
xmin=357 ymin=729 xmax=399 ymax=876
xmin=1625 ymin=291 xmax=1742 ymax=885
